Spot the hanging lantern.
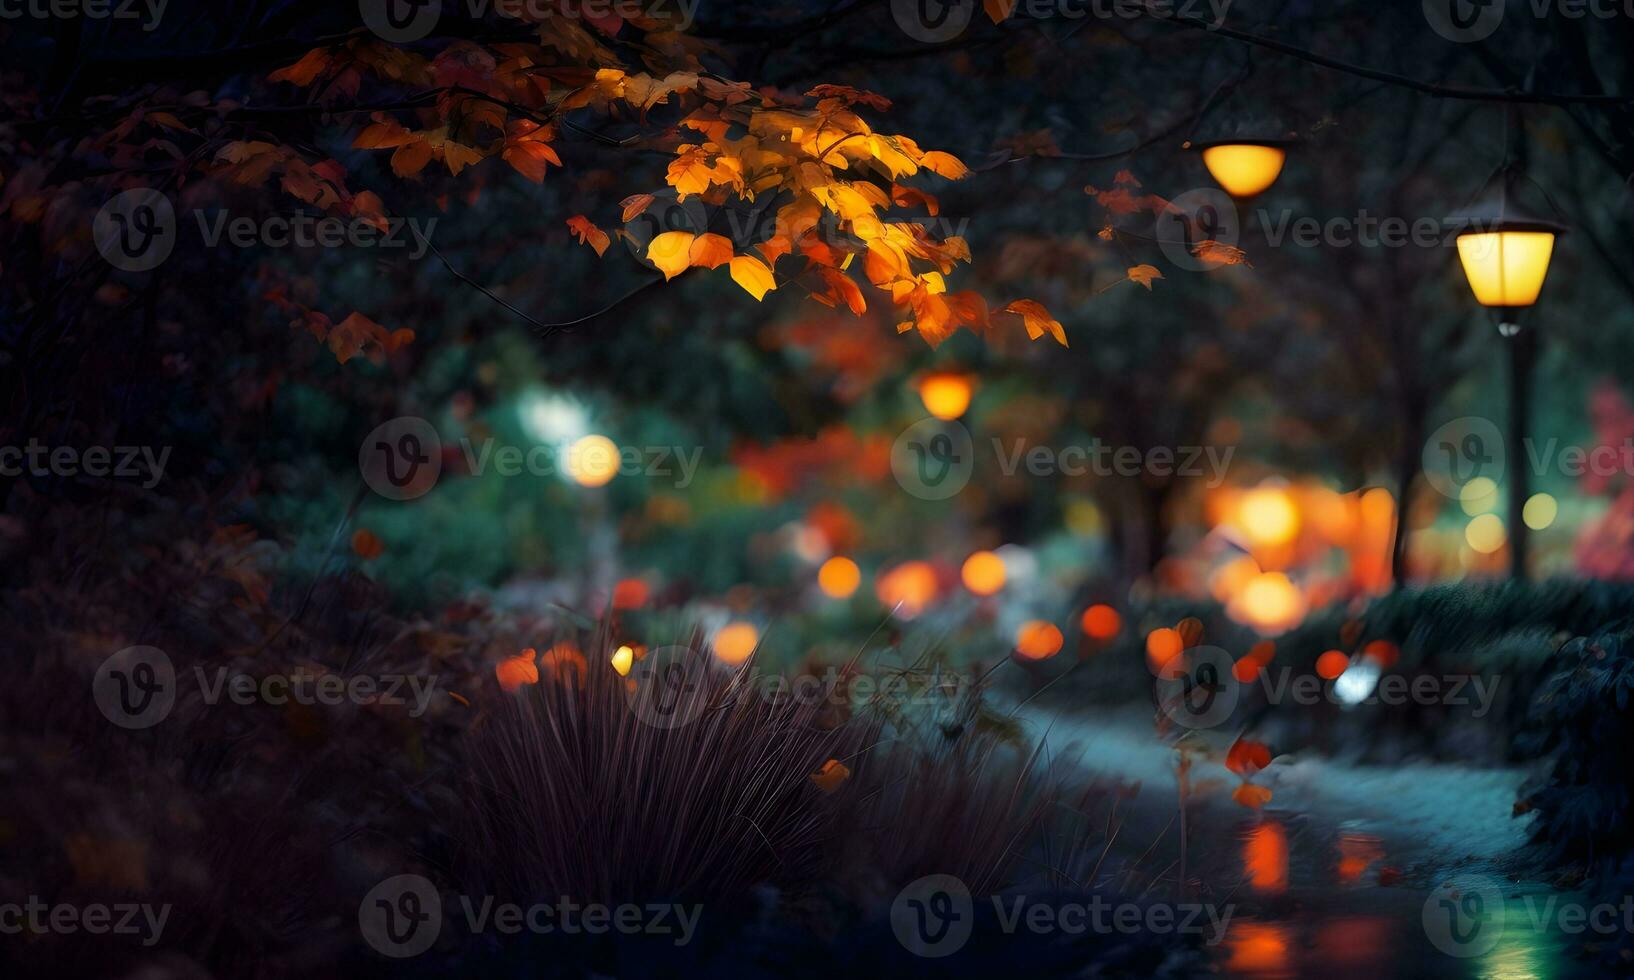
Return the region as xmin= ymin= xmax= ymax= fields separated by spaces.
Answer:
xmin=1193 ymin=139 xmax=1293 ymax=199
xmin=1447 ymin=178 xmax=1567 ymax=334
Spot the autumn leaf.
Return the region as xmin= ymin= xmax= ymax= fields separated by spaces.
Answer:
xmin=918 ymin=150 xmax=971 ymax=180
xmin=566 ymin=215 xmax=610 ymax=256
xmin=729 ymin=255 xmax=776 ymax=300
xmin=268 ymin=47 xmax=332 ymax=87
xmin=647 ymin=230 xmax=694 ymax=280
xmin=1003 ymin=299 xmax=1067 ymax=346
xmin=351 ymin=528 xmax=385 ymax=560
xmin=1225 ymin=737 xmax=1273 ymax=778
xmin=810 ymin=758 xmax=852 ymax=793
xmin=1127 ymin=264 xmax=1164 ymax=290
xmin=502 ymin=140 xmax=562 ymax=182
xmin=496 ymin=650 xmax=540 ymax=692
xmin=1233 ymin=783 xmax=1274 ymax=809
xmin=984 ymin=0 xmax=1018 ymax=23
xmin=620 ymin=193 xmax=656 ymax=222
xmin=1195 ymin=240 xmax=1252 ymax=268
xmin=688 ymin=232 xmax=734 ymax=270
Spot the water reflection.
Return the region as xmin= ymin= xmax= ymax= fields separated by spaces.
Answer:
xmin=1226 ymin=921 xmax=1292 ymax=976
xmin=1243 ymin=819 xmax=1289 ymax=894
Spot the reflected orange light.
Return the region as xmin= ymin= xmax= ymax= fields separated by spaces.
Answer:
xmin=1226 ymin=922 xmax=1292 ymax=974
xmin=1244 ymin=820 xmax=1289 ymax=893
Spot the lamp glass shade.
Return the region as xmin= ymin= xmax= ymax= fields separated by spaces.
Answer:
xmin=1201 ymin=144 xmax=1286 ymax=198
xmin=1455 ymin=230 xmax=1556 ymax=308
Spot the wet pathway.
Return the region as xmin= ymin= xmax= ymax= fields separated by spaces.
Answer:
xmin=1021 ymin=706 xmax=1607 ymax=978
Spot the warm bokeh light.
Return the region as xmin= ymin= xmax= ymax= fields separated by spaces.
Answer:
xmin=1015 ymin=620 xmax=1064 ymax=660
xmin=1315 ymin=650 xmax=1350 ymax=680
xmin=875 ymin=560 xmax=938 ymax=619
xmin=1456 ymin=230 xmax=1557 ymax=309
xmin=1459 ymin=476 xmax=1498 ymax=516
xmin=1226 ymin=922 xmax=1291 ymax=974
xmin=712 ymin=622 xmax=760 ymax=664
xmin=540 ymin=642 xmax=588 ymax=683
xmin=1210 ymin=554 xmax=1263 ymax=602
xmin=610 ymin=644 xmax=634 ymax=676
xmin=1523 ymin=492 xmax=1558 ymax=530
xmin=1465 ymin=513 xmax=1507 ymax=554
xmin=1238 ymin=485 xmax=1301 ymax=548
xmin=918 ymin=371 xmax=974 ymax=420
xmin=1201 ymin=143 xmax=1287 ymax=198
xmin=1234 ymin=641 xmax=1276 ymax=683
xmin=1146 ymin=627 xmax=1184 ymax=675
xmin=612 ymin=577 xmax=650 ymax=609
xmin=1229 ymin=572 xmax=1309 ymax=634
xmin=960 ymin=550 xmax=1007 ymax=595
xmin=565 ymin=433 xmax=619 ymax=487
xmin=1081 ymin=604 xmax=1122 ymax=641
xmin=817 ymin=556 xmax=862 ymax=598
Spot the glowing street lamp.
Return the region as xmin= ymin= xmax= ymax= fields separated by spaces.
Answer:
xmin=917 ymin=371 xmax=975 ymax=420
xmin=1447 ymin=180 xmax=1567 ymax=335
xmin=1193 ymin=139 xmax=1293 ymax=199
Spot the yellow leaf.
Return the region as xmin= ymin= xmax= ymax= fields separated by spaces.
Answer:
xmin=728 ymin=255 xmax=776 ymax=300
xmin=647 ymin=231 xmax=695 ymax=281
xmin=918 ymin=150 xmax=970 ymax=180
xmin=1003 ymin=299 xmax=1067 ymax=347
xmin=1127 ymin=264 xmax=1164 ymax=290
xmin=688 ymin=233 xmax=734 ymax=270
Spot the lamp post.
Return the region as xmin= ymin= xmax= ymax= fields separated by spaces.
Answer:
xmin=1447 ymin=175 xmax=1567 ymax=579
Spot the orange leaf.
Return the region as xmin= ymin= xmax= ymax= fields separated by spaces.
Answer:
xmin=647 ymin=230 xmax=695 ymax=280
xmin=984 ymin=0 xmax=1018 ymax=23
xmin=620 ymin=193 xmax=656 ymax=222
xmin=1127 ymin=264 xmax=1164 ymax=290
xmin=1226 ymin=737 xmax=1273 ymax=778
xmin=566 ymin=215 xmax=610 ymax=257
xmin=390 ymin=139 xmax=434 ymax=178
xmin=268 ymin=48 xmax=331 ymax=87
xmin=496 ymin=650 xmax=540 ymax=692
xmin=728 ymin=255 xmax=776 ymax=300
xmin=502 ymin=141 xmax=561 ymax=183
xmin=1233 ymin=783 xmax=1273 ymax=809
xmin=810 ymin=758 xmax=852 ymax=793
xmin=688 ymin=232 xmax=734 ymax=270
xmin=1195 ymin=240 xmax=1252 ymax=268
xmin=1002 ymin=299 xmax=1067 ymax=346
